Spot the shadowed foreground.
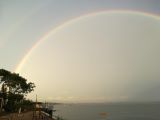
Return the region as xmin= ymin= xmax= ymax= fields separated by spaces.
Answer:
xmin=0 ymin=111 xmax=54 ymax=120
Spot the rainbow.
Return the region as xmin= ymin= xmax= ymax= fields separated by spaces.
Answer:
xmin=15 ymin=10 xmax=160 ymax=73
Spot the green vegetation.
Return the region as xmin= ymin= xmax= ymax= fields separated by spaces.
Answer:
xmin=0 ymin=69 xmax=35 ymax=112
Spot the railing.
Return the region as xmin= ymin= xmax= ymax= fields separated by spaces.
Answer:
xmin=41 ymin=108 xmax=54 ymax=118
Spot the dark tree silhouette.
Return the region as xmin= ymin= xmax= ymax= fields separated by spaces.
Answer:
xmin=0 ymin=69 xmax=35 ymax=94
xmin=0 ymin=69 xmax=35 ymax=112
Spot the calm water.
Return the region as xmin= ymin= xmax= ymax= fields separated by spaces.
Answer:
xmin=54 ymin=103 xmax=160 ymax=120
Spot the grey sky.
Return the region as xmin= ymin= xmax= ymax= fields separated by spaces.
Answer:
xmin=1 ymin=0 xmax=160 ymax=70
xmin=1 ymin=0 xmax=160 ymax=102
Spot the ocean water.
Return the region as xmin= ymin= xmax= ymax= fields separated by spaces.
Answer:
xmin=54 ymin=102 xmax=160 ymax=120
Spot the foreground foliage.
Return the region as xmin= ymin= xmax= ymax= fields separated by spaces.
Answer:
xmin=0 ymin=69 xmax=35 ymax=112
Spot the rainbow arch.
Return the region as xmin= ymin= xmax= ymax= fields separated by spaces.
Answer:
xmin=15 ymin=10 xmax=160 ymax=73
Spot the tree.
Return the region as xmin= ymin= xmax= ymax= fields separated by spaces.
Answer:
xmin=0 ymin=69 xmax=35 ymax=95
xmin=0 ymin=69 xmax=35 ymax=112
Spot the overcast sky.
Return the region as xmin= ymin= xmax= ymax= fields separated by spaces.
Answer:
xmin=1 ymin=0 xmax=160 ymax=103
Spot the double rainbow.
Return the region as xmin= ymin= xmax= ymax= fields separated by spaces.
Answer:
xmin=15 ymin=10 xmax=160 ymax=73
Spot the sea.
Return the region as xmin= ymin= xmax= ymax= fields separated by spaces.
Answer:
xmin=53 ymin=102 xmax=160 ymax=120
